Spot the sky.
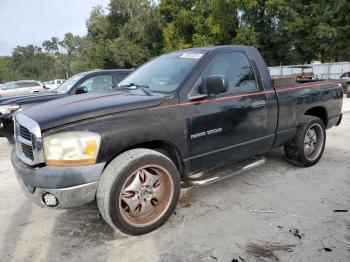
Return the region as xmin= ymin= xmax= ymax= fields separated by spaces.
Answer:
xmin=0 ymin=0 xmax=110 ymax=56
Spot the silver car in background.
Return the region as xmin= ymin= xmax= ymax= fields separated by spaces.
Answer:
xmin=0 ymin=80 xmax=47 ymax=98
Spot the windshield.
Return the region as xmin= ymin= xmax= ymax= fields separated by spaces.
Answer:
xmin=55 ymin=73 xmax=86 ymax=93
xmin=3 ymin=82 xmax=16 ymax=89
xmin=118 ymin=52 xmax=204 ymax=93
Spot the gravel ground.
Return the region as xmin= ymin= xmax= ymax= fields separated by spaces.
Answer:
xmin=0 ymin=98 xmax=349 ymax=262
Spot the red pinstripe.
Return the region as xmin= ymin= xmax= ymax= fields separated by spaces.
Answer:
xmin=150 ymin=80 xmax=342 ymax=111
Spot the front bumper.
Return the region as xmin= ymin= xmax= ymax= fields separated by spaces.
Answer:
xmin=0 ymin=114 xmax=14 ymax=138
xmin=18 ymin=180 xmax=99 ymax=208
xmin=11 ymin=150 xmax=105 ymax=208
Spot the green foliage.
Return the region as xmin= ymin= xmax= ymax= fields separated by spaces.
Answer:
xmin=1 ymin=0 xmax=350 ymax=83
xmin=233 ymin=25 xmax=259 ymax=47
xmin=0 ymin=57 xmax=16 ymax=82
xmin=160 ymin=0 xmax=239 ymax=51
xmin=84 ymin=0 xmax=163 ymax=68
xmin=9 ymin=45 xmax=55 ymax=80
xmin=109 ymin=37 xmax=150 ymax=68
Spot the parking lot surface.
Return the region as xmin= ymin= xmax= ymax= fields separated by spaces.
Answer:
xmin=0 ymin=98 xmax=349 ymax=262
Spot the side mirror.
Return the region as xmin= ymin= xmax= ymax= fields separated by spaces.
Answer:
xmin=200 ymin=75 xmax=228 ymax=95
xmin=1 ymin=86 xmax=7 ymax=90
xmin=75 ymin=86 xmax=88 ymax=94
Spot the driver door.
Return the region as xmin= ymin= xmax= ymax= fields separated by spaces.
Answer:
xmin=185 ymin=51 xmax=271 ymax=171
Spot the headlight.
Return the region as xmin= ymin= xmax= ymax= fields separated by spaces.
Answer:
xmin=0 ymin=104 xmax=21 ymax=115
xmin=43 ymin=131 xmax=101 ymax=165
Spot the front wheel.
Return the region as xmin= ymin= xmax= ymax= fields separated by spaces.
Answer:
xmin=284 ymin=116 xmax=326 ymax=167
xmin=97 ymin=148 xmax=180 ymax=235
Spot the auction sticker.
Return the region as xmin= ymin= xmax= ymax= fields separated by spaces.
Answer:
xmin=180 ymin=53 xmax=203 ymax=59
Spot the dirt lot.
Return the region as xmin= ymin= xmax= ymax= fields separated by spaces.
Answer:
xmin=0 ymin=98 xmax=350 ymax=262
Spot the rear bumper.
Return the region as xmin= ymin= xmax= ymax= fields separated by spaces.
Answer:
xmin=11 ymin=150 xmax=105 ymax=208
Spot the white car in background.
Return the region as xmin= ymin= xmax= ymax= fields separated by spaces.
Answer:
xmin=0 ymin=80 xmax=47 ymax=98
xmin=44 ymin=79 xmax=66 ymax=90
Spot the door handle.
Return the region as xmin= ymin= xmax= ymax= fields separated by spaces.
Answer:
xmin=251 ymin=100 xmax=267 ymax=108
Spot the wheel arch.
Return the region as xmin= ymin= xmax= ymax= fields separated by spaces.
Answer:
xmin=304 ymin=106 xmax=328 ymax=127
xmin=105 ymin=140 xmax=184 ymax=176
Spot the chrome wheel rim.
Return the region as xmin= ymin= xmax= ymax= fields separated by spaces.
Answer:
xmin=119 ymin=165 xmax=174 ymax=227
xmin=304 ymin=123 xmax=324 ymax=161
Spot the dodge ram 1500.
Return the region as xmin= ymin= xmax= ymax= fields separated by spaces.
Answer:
xmin=11 ymin=45 xmax=343 ymax=235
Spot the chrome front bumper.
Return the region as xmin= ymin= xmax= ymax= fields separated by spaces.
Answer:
xmin=12 ymin=150 xmax=105 ymax=209
xmin=16 ymin=176 xmax=98 ymax=208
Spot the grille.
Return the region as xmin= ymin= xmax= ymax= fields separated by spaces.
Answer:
xmin=15 ymin=113 xmax=44 ymax=166
xmin=17 ymin=123 xmax=34 ymax=162
xmin=21 ymin=143 xmax=34 ymax=160
xmin=19 ymin=125 xmax=32 ymax=141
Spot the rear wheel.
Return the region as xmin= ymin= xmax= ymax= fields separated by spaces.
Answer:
xmin=284 ymin=116 xmax=326 ymax=167
xmin=97 ymin=148 xmax=180 ymax=235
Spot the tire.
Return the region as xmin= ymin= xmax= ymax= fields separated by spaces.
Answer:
xmin=6 ymin=136 xmax=15 ymax=145
xmin=284 ymin=116 xmax=326 ymax=167
xmin=347 ymin=92 xmax=350 ymax=98
xmin=97 ymin=148 xmax=180 ymax=235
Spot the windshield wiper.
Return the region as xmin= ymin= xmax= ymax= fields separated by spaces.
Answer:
xmin=117 ymin=83 xmax=153 ymax=96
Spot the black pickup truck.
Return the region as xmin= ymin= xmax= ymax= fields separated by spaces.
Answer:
xmin=11 ymin=46 xmax=343 ymax=235
xmin=0 ymin=69 xmax=132 ymax=144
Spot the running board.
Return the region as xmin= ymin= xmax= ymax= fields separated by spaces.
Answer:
xmin=182 ymin=156 xmax=265 ymax=186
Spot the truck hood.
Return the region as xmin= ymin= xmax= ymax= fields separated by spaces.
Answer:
xmin=22 ymin=91 xmax=166 ymax=130
xmin=0 ymin=92 xmax=65 ymax=106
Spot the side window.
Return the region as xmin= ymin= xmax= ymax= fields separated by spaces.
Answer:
xmin=17 ymin=82 xmax=29 ymax=88
xmin=80 ymin=75 xmax=113 ymax=93
xmin=203 ymin=52 xmax=257 ymax=94
xmin=80 ymin=78 xmax=93 ymax=91
xmin=29 ymin=82 xmax=40 ymax=87
xmin=18 ymin=82 xmax=40 ymax=88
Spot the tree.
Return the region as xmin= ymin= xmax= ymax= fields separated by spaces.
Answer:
xmin=43 ymin=33 xmax=87 ymax=78
xmin=2 ymin=0 xmax=350 ymax=83
xmin=9 ymin=45 xmax=55 ymax=80
xmin=85 ymin=0 xmax=163 ymax=68
xmin=310 ymin=0 xmax=350 ymax=62
xmin=193 ymin=0 xmax=239 ymax=46
xmin=87 ymin=6 xmax=111 ymax=40
xmin=0 ymin=57 xmax=15 ymax=83
xmin=160 ymin=0 xmax=239 ymax=51
xmin=42 ymin=37 xmax=60 ymax=55
xmin=235 ymin=0 xmax=350 ymax=65
xmin=160 ymin=0 xmax=196 ymax=51
xmin=57 ymin=33 xmax=86 ymax=78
